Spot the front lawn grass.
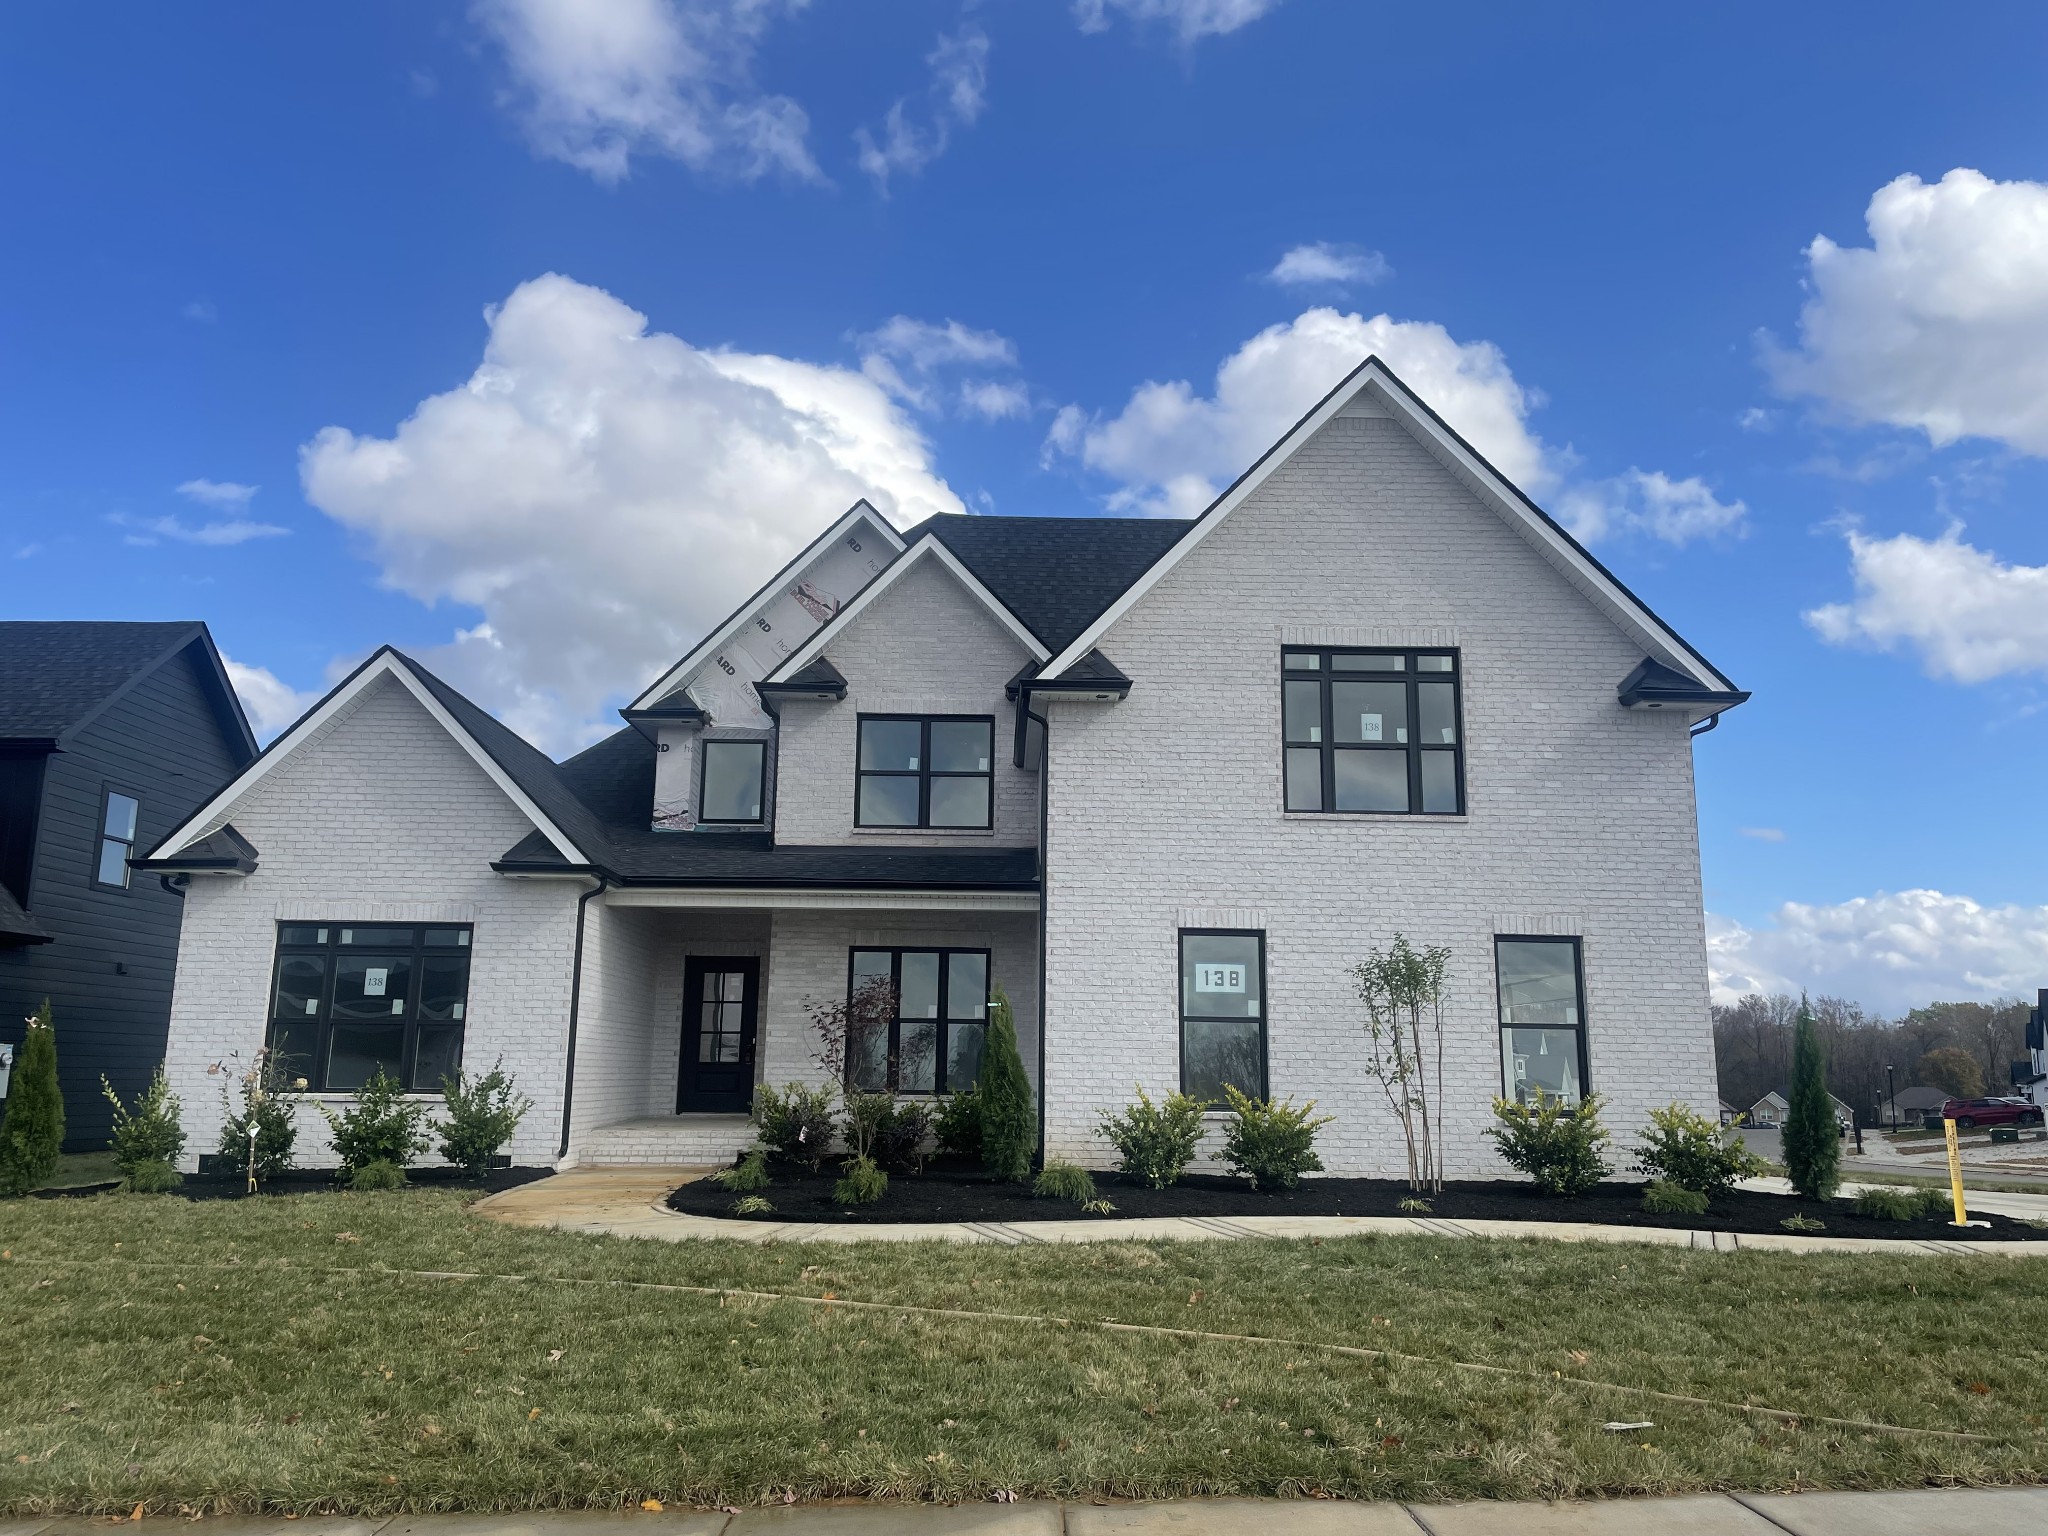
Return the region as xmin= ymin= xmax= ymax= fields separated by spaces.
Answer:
xmin=3 ymin=1188 xmax=2046 ymax=1514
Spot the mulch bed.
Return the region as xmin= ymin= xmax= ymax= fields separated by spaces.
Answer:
xmin=31 ymin=1165 xmax=554 ymax=1202
xmin=666 ymin=1155 xmax=2048 ymax=1242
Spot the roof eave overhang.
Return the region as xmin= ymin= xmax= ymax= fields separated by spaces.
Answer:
xmin=1619 ymin=685 xmax=1753 ymax=713
xmin=130 ymin=856 xmax=257 ymax=877
xmin=620 ymin=703 xmax=706 ymax=743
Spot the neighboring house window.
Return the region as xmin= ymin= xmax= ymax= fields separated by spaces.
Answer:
xmin=1281 ymin=649 xmax=1464 ymax=815
xmin=1180 ymin=929 xmax=1266 ymax=1103
xmin=846 ymin=947 xmax=989 ymax=1093
xmin=266 ymin=924 xmax=473 ymax=1092
xmin=93 ymin=789 xmax=140 ymax=889
xmin=699 ymin=739 xmax=766 ymax=824
xmin=855 ymin=716 xmax=994 ymax=829
xmin=1496 ymin=936 xmax=1586 ymax=1105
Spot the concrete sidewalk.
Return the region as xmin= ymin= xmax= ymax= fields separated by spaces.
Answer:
xmin=9 ymin=1488 xmax=2048 ymax=1534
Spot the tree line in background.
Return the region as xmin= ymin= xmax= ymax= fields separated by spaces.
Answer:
xmin=1713 ymin=992 xmax=2033 ymax=1125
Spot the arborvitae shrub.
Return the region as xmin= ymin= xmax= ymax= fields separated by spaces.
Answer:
xmin=977 ymin=983 xmax=1034 ymax=1182
xmin=0 ymin=999 xmax=65 ymax=1197
xmin=1782 ymin=1000 xmax=1841 ymax=1200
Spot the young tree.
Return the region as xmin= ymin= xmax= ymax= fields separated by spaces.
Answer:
xmin=1352 ymin=934 xmax=1451 ymax=1193
xmin=1782 ymin=997 xmax=1841 ymax=1200
xmin=808 ymin=974 xmax=899 ymax=1088
xmin=977 ymin=982 xmax=1034 ymax=1181
xmin=0 ymin=1000 xmax=65 ymax=1196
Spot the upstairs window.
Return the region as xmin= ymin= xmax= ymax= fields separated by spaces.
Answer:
xmin=93 ymin=789 xmax=140 ymax=889
xmin=699 ymin=739 xmax=766 ymax=824
xmin=1496 ymin=936 xmax=1587 ymax=1106
xmin=1282 ymin=648 xmax=1464 ymax=815
xmin=856 ymin=716 xmax=994 ymax=829
xmin=266 ymin=923 xmax=473 ymax=1092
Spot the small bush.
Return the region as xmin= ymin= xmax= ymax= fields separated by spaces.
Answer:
xmin=752 ymin=1082 xmax=837 ymax=1169
xmin=1632 ymin=1101 xmax=1768 ymax=1202
xmin=1913 ymin=1186 xmax=1955 ymax=1220
xmin=438 ymin=1062 xmax=531 ymax=1175
xmin=731 ymin=1194 xmax=776 ymax=1216
xmin=1080 ymin=1197 xmax=1116 ymax=1216
xmin=978 ymin=983 xmax=1035 ymax=1182
xmin=833 ymin=1155 xmax=888 ymax=1206
xmin=349 ymin=1159 xmax=407 ymax=1192
xmin=1397 ymin=1196 xmax=1432 ymax=1214
xmin=1484 ymin=1092 xmax=1611 ymax=1196
xmin=1780 ymin=1213 xmax=1825 ymax=1233
xmin=1853 ymin=1185 xmax=1950 ymax=1222
xmin=125 ymin=1158 xmax=182 ymax=1194
xmin=711 ymin=1149 xmax=771 ymax=1192
xmin=1033 ymin=1159 xmax=1096 ymax=1203
xmin=854 ymin=1096 xmax=933 ymax=1173
xmin=1096 ymin=1085 xmax=1205 ymax=1188
xmin=1641 ymin=1179 xmax=1709 ymax=1216
xmin=103 ymin=1067 xmax=186 ymax=1178
xmin=216 ymin=1050 xmax=298 ymax=1187
xmin=0 ymin=999 xmax=64 ymax=1197
xmin=321 ymin=1069 xmax=430 ymax=1178
xmin=1212 ymin=1085 xmax=1332 ymax=1190
xmin=934 ymin=1084 xmax=983 ymax=1158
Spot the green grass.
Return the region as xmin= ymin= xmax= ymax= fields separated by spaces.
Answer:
xmin=36 ymin=1152 xmax=122 ymax=1190
xmin=3 ymin=1188 xmax=2046 ymax=1514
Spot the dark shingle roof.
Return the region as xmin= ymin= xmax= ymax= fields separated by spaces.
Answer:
xmin=0 ymin=881 xmax=52 ymax=944
xmin=904 ymin=515 xmax=1189 ymax=652
xmin=0 ymin=621 xmax=210 ymax=741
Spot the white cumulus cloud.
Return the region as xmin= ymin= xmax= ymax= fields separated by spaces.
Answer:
xmin=176 ymin=478 xmax=258 ymax=511
xmin=223 ymin=657 xmax=325 ymax=742
xmin=855 ymin=24 xmax=989 ymax=193
xmin=1763 ymin=168 xmax=2048 ymax=455
xmin=1558 ymin=468 xmax=1747 ymax=546
xmin=299 ymin=273 xmax=962 ymax=755
xmin=1805 ymin=525 xmax=2048 ymax=684
xmin=471 ymin=0 xmax=817 ymax=185
xmin=856 ymin=315 xmax=1025 ymax=419
xmin=1266 ymin=242 xmax=1391 ymax=288
xmin=1708 ymin=891 xmax=2048 ymax=1014
xmin=1073 ymin=0 xmax=1284 ymax=44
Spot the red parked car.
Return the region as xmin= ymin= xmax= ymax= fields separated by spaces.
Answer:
xmin=1940 ymin=1096 xmax=2046 ymax=1129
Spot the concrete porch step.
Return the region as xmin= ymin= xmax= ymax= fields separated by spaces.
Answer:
xmin=574 ymin=1114 xmax=755 ymax=1167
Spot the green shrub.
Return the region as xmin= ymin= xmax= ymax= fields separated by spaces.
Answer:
xmin=1632 ymin=1101 xmax=1768 ymax=1202
xmin=438 ymin=1061 xmax=531 ymax=1175
xmin=711 ymin=1148 xmax=771 ymax=1192
xmin=1033 ymin=1159 xmax=1096 ymax=1203
xmin=216 ymin=1049 xmax=297 ymax=1187
xmin=934 ymin=1084 xmax=983 ymax=1158
xmin=0 ymin=999 xmax=65 ymax=1197
xmin=125 ymin=1159 xmax=183 ymax=1193
xmin=1780 ymin=1213 xmax=1825 ymax=1233
xmin=321 ymin=1068 xmax=430 ymax=1177
xmin=1096 ymin=1085 xmax=1205 ymax=1188
xmin=1641 ymin=1179 xmax=1709 ymax=1216
xmin=833 ymin=1155 xmax=888 ymax=1205
xmin=731 ymin=1194 xmax=775 ymax=1216
xmin=1913 ymin=1185 xmax=1955 ymax=1220
xmin=752 ymin=1082 xmax=837 ymax=1169
xmin=349 ymin=1159 xmax=407 ymax=1191
xmin=1080 ymin=1197 xmax=1116 ymax=1215
xmin=1212 ymin=1085 xmax=1332 ymax=1190
xmin=978 ymin=983 xmax=1034 ymax=1181
xmin=1853 ymin=1185 xmax=1951 ymax=1221
xmin=1782 ymin=1000 xmax=1840 ymax=1200
xmin=843 ymin=1094 xmax=932 ymax=1173
xmin=102 ymin=1066 xmax=186 ymax=1178
xmin=1484 ymin=1092 xmax=1611 ymax=1196
xmin=1397 ymin=1196 xmax=1432 ymax=1215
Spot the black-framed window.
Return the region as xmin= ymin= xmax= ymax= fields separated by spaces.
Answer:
xmin=266 ymin=923 xmax=473 ymax=1093
xmin=1496 ymin=936 xmax=1588 ymax=1106
xmin=1180 ymin=929 xmax=1266 ymax=1103
xmin=93 ymin=788 xmax=140 ymax=890
xmin=699 ymin=739 xmax=766 ymax=824
xmin=846 ymin=947 xmax=989 ymax=1094
xmin=1282 ymin=648 xmax=1464 ymax=815
xmin=856 ymin=716 xmax=994 ymax=829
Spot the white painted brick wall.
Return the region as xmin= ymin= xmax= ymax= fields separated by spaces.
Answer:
xmin=161 ymin=675 xmax=580 ymax=1170
xmin=1041 ymin=416 xmax=1718 ymax=1177
xmin=773 ymin=557 xmax=1037 ymax=847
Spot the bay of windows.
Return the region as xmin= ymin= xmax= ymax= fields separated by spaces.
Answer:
xmin=1282 ymin=648 xmax=1463 ymax=815
xmin=846 ymin=947 xmax=988 ymax=1094
xmin=266 ymin=923 xmax=473 ymax=1092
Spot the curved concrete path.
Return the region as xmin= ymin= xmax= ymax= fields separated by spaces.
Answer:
xmin=476 ymin=1167 xmax=2048 ymax=1255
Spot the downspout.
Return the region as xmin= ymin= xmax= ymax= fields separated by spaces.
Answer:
xmin=1689 ymin=712 xmax=1722 ymax=739
xmin=556 ymin=873 xmax=612 ymax=1163
xmin=1029 ymin=692 xmax=1051 ymax=1168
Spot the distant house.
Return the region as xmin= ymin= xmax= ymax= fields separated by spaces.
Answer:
xmin=0 ymin=623 xmax=256 ymax=1147
xmin=1748 ymin=1089 xmax=1854 ymax=1130
xmin=1887 ymin=1086 xmax=1950 ymax=1128
xmin=1718 ymin=1097 xmax=1737 ymax=1126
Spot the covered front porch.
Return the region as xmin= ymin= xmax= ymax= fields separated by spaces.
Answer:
xmin=561 ymin=887 xmax=1040 ymax=1167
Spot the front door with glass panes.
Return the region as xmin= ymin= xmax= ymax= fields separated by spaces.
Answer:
xmin=678 ymin=957 xmax=760 ymax=1113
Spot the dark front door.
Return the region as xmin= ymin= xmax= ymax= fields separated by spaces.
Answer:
xmin=678 ymin=957 xmax=760 ymax=1113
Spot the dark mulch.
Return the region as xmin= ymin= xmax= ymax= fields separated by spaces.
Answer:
xmin=30 ymin=1166 xmax=554 ymax=1202
xmin=666 ymin=1155 xmax=2048 ymax=1242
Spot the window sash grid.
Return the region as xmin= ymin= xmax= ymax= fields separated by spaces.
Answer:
xmin=845 ymin=946 xmax=989 ymax=1095
xmin=1284 ymin=649 xmax=1463 ymax=815
xmin=266 ymin=924 xmax=472 ymax=1093
xmin=855 ymin=715 xmax=994 ymax=829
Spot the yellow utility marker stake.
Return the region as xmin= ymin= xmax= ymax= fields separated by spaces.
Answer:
xmin=1943 ymin=1114 xmax=1969 ymax=1226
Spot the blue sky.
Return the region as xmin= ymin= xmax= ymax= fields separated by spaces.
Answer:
xmin=4 ymin=0 xmax=2048 ymax=1012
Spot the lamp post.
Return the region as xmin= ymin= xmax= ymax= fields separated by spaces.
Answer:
xmin=1885 ymin=1064 xmax=1898 ymax=1130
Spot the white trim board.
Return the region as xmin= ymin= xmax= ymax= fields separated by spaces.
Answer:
xmin=1037 ymin=357 xmax=1735 ymax=694
xmin=604 ymin=887 xmax=1039 ymax=912
xmin=764 ymin=536 xmax=1051 ymax=683
xmin=627 ymin=500 xmax=906 ymax=712
xmin=145 ymin=650 xmax=590 ymax=866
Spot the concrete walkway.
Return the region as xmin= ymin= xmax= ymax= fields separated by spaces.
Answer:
xmin=10 ymin=1487 xmax=2048 ymax=1534
xmin=475 ymin=1167 xmax=2048 ymax=1256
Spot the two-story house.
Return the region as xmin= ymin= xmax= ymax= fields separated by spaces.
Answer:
xmin=0 ymin=622 xmax=257 ymax=1147
xmin=143 ymin=358 xmax=1746 ymax=1175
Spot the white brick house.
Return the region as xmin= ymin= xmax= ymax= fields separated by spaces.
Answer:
xmin=142 ymin=357 xmax=1746 ymax=1175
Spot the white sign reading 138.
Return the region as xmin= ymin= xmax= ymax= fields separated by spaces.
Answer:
xmin=1195 ymin=963 xmax=1246 ymax=993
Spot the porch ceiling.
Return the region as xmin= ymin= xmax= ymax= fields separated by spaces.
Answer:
xmin=604 ymin=886 xmax=1039 ymax=911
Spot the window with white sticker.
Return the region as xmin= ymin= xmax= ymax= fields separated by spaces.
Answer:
xmin=265 ymin=923 xmax=472 ymax=1092
xmin=1282 ymin=648 xmax=1464 ymax=815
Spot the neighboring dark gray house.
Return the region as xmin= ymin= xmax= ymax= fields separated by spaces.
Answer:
xmin=0 ymin=623 xmax=256 ymax=1147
